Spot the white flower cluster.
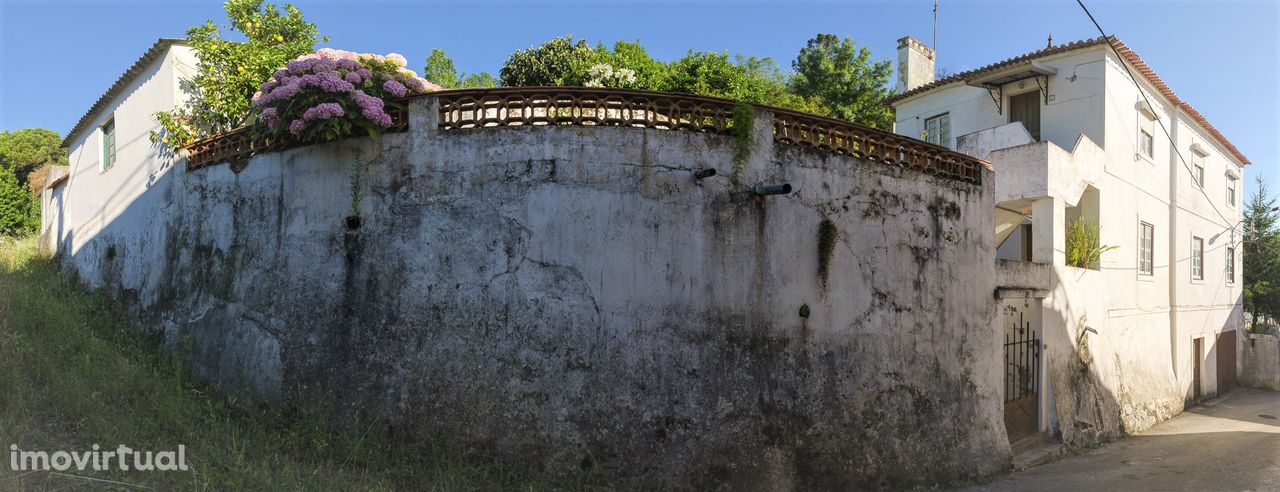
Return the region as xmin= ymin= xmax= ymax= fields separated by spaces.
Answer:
xmin=584 ymin=63 xmax=638 ymax=88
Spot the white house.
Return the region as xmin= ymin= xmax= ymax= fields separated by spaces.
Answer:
xmin=43 ymin=39 xmax=195 ymax=296
xmin=889 ymin=35 xmax=1248 ymax=451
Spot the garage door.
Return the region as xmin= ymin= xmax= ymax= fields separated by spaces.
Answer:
xmin=1217 ymin=330 xmax=1237 ymax=395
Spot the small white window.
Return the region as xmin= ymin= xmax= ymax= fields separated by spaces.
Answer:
xmin=1226 ymin=247 xmax=1235 ymax=284
xmin=1137 ymin=105 xmax=1156 ymax=159
xmin=1191 ymin=236 xmax=1203 ymax=280
xmin=1192 ymin=154 xmax=1204 ymax=187
xmin=924 ymin=113 xmax=950 ymax=148
xmin=1227 ymin=177 xmax=1237 ymax=206
xmin=1138 ymin=221 xmax=1154 ymax=276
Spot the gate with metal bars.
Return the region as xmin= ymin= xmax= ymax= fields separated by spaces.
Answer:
xmin=1004 ymin=309 xmax=1041 ymax=403
xmin=1002 ymin=306 xmax=1042 ymax=443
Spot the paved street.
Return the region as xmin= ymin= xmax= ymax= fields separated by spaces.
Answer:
xmin=966 ymin=388 xmax=1280 ymax=491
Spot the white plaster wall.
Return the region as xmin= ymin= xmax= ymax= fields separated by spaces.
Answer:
xmin=1099 ymin=50 xmax=1243 ymax=401
xmin=895 ymin=47 xmax=1109 ymax=152
xmin=898 ymin=42 xmax=1247 ymax=440
xmin=54 ymin=45 xmax=196 ymax=305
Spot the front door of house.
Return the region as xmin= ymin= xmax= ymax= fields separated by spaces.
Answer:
xmin=1009 ymin=91 xmax=1041 ymax=141
xmin=1193 ymin=337 xmax=1204 ymax=401
xmin=1217 ymin=331 xmax=1237 ymax=395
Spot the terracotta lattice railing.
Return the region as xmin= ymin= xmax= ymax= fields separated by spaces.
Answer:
xmin=183 ymin=106 xmax=409 ymax=170
xmin=185 ymin=88 xmax=984 ymax=184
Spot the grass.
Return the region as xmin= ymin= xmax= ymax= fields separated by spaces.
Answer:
xmin=0 ymin=236 xmax=569 ymax=491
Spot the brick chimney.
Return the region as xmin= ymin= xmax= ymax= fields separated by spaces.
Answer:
xmin=896 ymin=36 xmax=935 ymax=94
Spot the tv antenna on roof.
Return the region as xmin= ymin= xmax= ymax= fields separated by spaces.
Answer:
xmin=932 ymin=0 xmax=938 ymax=59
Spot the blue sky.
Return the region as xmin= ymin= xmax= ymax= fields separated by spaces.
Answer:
xmin=1 ymin=0 xmax=1276 ymax=196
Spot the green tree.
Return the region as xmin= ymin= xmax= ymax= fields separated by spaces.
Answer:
xmin=0 ymin=167 xmax=37 ymax=237
xmin=1244 ymin=176 xmax=1280 ymax=331
xmin=153 ymin=0 xmax=324 ymax=149
xmin=600 ymin=40 xmax=666 ymax=90
xmin=460 ymin=72 xmax=498 ymax=89
xmin=0 ymin=129 xmax=67 ymax=183
xmin=423 ymin=49 xmax=496 ymax=89
xmin=789 ymin=34 xmax=895 ymax=129
xmin=499 ymin=36 xmax=601 ymax=87
xmin=663 ymin=51 xmax=791 ymax=105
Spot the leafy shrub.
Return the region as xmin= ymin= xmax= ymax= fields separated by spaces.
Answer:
xmin=250 ymin=48 xmax=440 ymax=143
xmin=0 ymin=168 xmax=36 ymax=237
xmin=1065 ymin=219 xmax=1117 ymax=269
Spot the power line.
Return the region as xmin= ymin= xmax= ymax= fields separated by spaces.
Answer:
xmin=1074 ymin=0 xmax=1240 ymax=231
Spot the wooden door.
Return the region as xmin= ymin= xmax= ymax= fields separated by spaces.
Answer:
xmin=1009 ymin=91 xmax=1041 ymax=141
xmin=1193 ymin=338 xmax=1203 ymax=401
xmin=1217 ymin=330 xmax=1237 ymax=394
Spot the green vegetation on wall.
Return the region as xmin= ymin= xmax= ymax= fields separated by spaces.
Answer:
xmin=729 ymin=102 xmax=755 ymax=183
xmin=1065 ymin=219 xmax=1116 ymax=270
xmin=817 ymin=219 xmax=838 ymax=287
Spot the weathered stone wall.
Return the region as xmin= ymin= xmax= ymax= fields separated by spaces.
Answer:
xmin=59 ymin=99 xmax=1003 ymax=488
xmin=1242 ymin=332 xmax=1280 ymax=391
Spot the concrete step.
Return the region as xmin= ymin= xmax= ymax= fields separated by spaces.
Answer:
xmin=1011 ymin=437 xmax=1066 ymax=471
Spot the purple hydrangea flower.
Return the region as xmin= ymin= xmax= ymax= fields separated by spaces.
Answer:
xmin=302 ymin=102 xmax=345 ymax=121
xmin=364 ymin=108 xmax=393 ymax=127
xmin=289 ymin=119 xmax=306 ymax=135
xmin=382 ymin=79 xmax=407 ymax=98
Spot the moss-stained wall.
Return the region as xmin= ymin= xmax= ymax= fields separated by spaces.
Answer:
xmin=58 ymin=99 xmax=1003 ymax=489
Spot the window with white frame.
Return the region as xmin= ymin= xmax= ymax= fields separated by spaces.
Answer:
xmin=1227 ymin=177 xmax=1237 ymax=206
xmin=1226 ymin=246 xmax=1235 ymax=284
xmin=1192 ymin=154 xmax=1204 ymax=187
xmin=1191 ymin=236 xmax=1204 ymax=280
xmin=101 ymin=117 xmax=116 ymax=171
xmin=924 ymin=113 xmax=950 ymax=148
xmin=1137 ymin=112 xmax=1155 ymax=158
xmin=1138 ymin=221 xmax=1154 ymax=276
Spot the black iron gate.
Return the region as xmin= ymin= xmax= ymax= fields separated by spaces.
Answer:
xmin=1004 ymin=309 xmax=1041 ymax=403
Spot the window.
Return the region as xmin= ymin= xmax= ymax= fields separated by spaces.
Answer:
xmin=1138 ymin=222 xmax=1154 ymax=275
xmin=1191 ymin=236 xmax=1204 ymax=280
xmin=1192 ymin=154 xmax=1204 ymax=187
xmin=1226 ymin=247 xmax=1235 ymax=284
xmin=924 ymin=113 xmax=950 ymax=148
xmin=1137 ymin=109 xmax=1155 ymax=158
xmin=1227 ymin=177 xmax=1237 ymax=206
xmin=101 ymin=118 xmax=116 ymax=171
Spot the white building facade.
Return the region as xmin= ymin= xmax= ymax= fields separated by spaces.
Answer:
xmin=43 ymin=39 xmax=195 ymax=296
xmin=889 ymin=36 xmax=1248 ymax=449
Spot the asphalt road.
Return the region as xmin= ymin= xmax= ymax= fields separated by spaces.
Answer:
xmin=965 ymin=388 xmax=1280 ymax=492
